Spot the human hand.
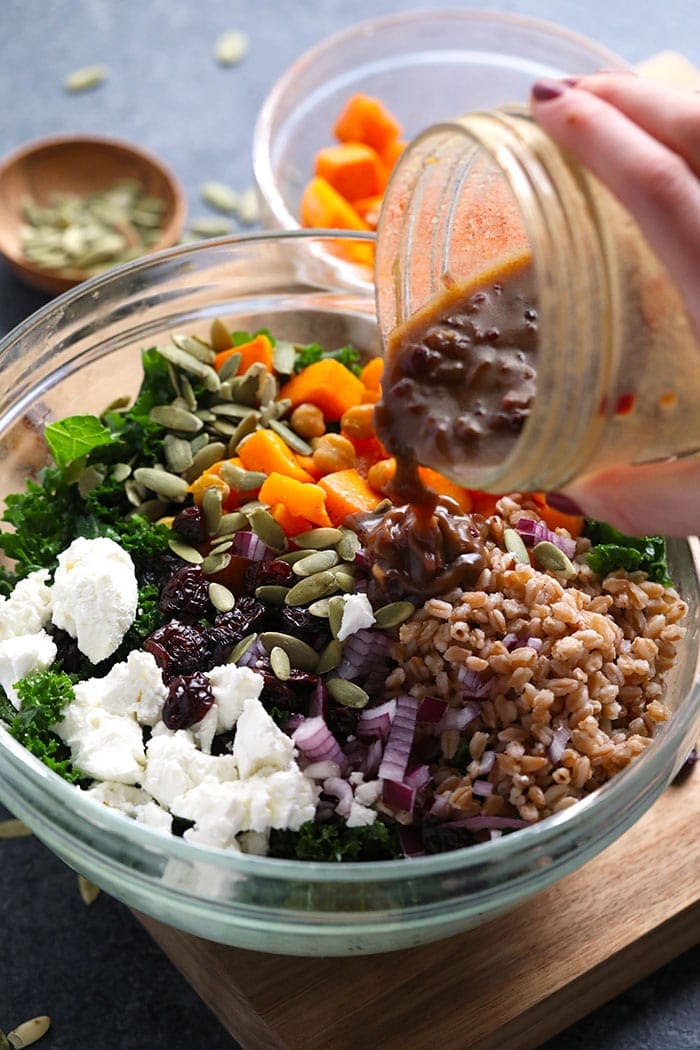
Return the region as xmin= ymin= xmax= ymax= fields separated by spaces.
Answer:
xmin=530 ymin=73 xmax=700 ymax=537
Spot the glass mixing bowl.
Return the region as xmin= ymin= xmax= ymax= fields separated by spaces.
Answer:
xmin=0 ymin=231 xmax=697 ymax=957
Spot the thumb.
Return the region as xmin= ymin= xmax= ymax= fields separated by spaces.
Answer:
xmin=561 ymin=458 xmax=700 ymax=537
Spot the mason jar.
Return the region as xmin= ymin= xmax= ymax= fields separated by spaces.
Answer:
xmin=375 ymin=107 xmax=699 ymax=494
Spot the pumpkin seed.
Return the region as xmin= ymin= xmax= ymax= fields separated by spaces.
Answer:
xmin=254 ymin=585 xmax=289 ymax=605
xmin=259 ymin=373 xmax=278 ymax=407
xmin=285 ymin=570 xmax=338 ymax=606
xmin=336 ymin=529 xmax=361 ymax=562
xmin=316 ymin=638 xmax=343 ymax=675
xmin=209 ymin=539 xmax=233 ymax=556
xmin=236 ymin=187 xmax=260 ymax=226
xmin=308 ymin=598 xmax=332 ymax=618
xmin=133 ymin=467 xmax=189 ymax=501
xmin=292 ymin=549 xmax=339 ymax=576
xmin=77 ymin=465 xmax=105 ymax=497
xmin=176 ymin=375 xmax=196 ymax=410
xmin=208 ymin=582 xmax=235 ymax=612
xmin=228 ymin=410 xmax=260 ymax=450
xmin=201 ymin=181 xmax=241 ymax=214
xmin=111 ymin=461 xmax=132 ymax=483
xmin=328 ymin=595 xmax=345 ymax=639
xmin=373 ymin=600 xmax=415 ymax=629
xmin=504 ymin=528 xmax=531 ymax=565
xmin=134 ymin=499 xmax=170 ymax=521
xmin=6 ymin=1015 xmax=51 ymax=1048
xmin=277 ymin=549 xmax=318 ymax=566
xmin=293 ymin=527 xmax=343 ymax=549
xmin=78 ymin=875 xmax=100 ymax=907
xmin=217 ymin=511 xmax=248 ymax=535
xmin=211 ymin=401 xmax=254 ymax=418
xmin=64 ymin=64 xmax=107 ymax=91
xmin=185 ymin=441 xmax=227 ymax=483
xmin=149 ymin=404 xmax=204 ymax=434
xmin=166 ymin=361 xmax=181 ymax=396
xmin=334 ymin=571 xmax=356 ymax=594
xmin=202 ymin=485 xmax=223 ymax=534
xmin=268 ymin=418 xmax=313 ymax=455
xmin=102 ymin=395 xmax=130 ymax=415
xmin=249 ymin=507 xmax=286 ymax=551
xmin=168 ymin=538 xmax=203 ymax=564
xmin=172 ymin=331 xmax=216 ymax=364
xmin=188 ymin=216 xmax=233 ymax=238
xmin=272 ymin=340 xmax=296 ymax=375
xmin=327 ymin=678 xmax=370 ymax=709
xmin=259 ymin=632 xmax=319 ymax=672
xmin=201 ymin=551 xmax=231 ymax=575
xmin=270 ymin=646 xmax=291 ymax=681
xmin=215 ymin=29 xmax=249 ymax=66
xmin=210 ymin=318 xmax=233 ymax=352
xmin=220 ymin=462 xmax=267 ymax=492
xmin=235 ymin=365 xmax=265 ymax=406
xmin=0 ymin=819 xmax=32 ymax=839
xmin=164 ymin=434 xmax=194 ymax=474
xmin=189 ymin=433 xmax=212 ymax=455
xmin=227 ymin=632 xmax=256 ymax=665
xmin=218 ymin=351 xmax=242 ymax=382
xmin=213 ymin=419 xmax=250 ymax=439
xmin=155 ymin=344 xmax=220 ymax=392
xmin=239 ymin=499 xmax=264 ymax=516
xmin=532 ymin=541 xmax=576 ymax=578
xmin=124 ymin=479 xmax=146 ymax=506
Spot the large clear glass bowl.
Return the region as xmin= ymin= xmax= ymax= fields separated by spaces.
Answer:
xmin=0 ymin=232 xmax=697 ymax=957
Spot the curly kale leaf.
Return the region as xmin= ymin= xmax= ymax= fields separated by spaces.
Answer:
xmin=269 ymin=819 xmax=402 ymax=862
xmin=0 ymin=469 xmax=84 ymax=578
xmin=293 ymin=342 xmax=362 ymax=376
xmin=5 ymin=670 xmax=82 ymax=783
xmin=584 ymin=520 xmax=672 ymax=585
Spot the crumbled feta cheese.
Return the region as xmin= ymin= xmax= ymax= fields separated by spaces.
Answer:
xmin=134 ymin=800 xmax=172 ymax=834
xmin=85 ymin=781 xmax=171 ymax=834
xmin=346 ymin=800 xmax=377 ymax=827
xmin=349 ymin=771 xmax=365 ymax=786
xmin=70 ymin=650 xmax=166 ymax=721
xmin=233 ymin=697 xmax=294 ymax=779
xmin=0 ymin=630 xmax=57 ymax=708
xmin=354 ymin=779 xmax=383 ymax=806
xmin=0 ymin=569 xmax=52 ymax=642
xmin=207 ymin=663 xmax=264 ymax=732
xmin=51 ymin=537 xmax=138 ymax=663
xmin=143 ymin=728 xmax=237 ymax=809
xmin=190 ymin=704 xmax=218 ymax=754
xmin=336 ymin=593 xmax=375 ymax=641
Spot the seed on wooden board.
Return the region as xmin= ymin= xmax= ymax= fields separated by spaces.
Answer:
xmin=270 ymin=646 xmax=291 ymax=681
xmin=208 ymin=582 xmax=236 ymax=612
xmin=172 ymin=332 xmax=215 ymax=364
xmin=149 ymin=404 xmax=204 ymax=434
xmin=216 ymin=511 xmax=247 ymax=535
xmin=185 ymin=441 xmax=227 ymax=483
xmin=292 ymin=549 xmax=339 ymax=576
xmin=249 ymin=507 xmax=286 ymax=551
xmin=316 ymin=638 xmax=343 ymax=675
xmin=0 ymin=819 xmax=32 ymax=839
xmin=218 ymin=352 xmax=242 ymax=382
xmin=254 ymin=585 xmax=289 ymax=605
xmin=292 ymin=527 xmax=343 ymax=550
xmin=201 ymin=181 xmax=241 ymax=214
xmin=308 ymin=598 xmax=331 ymax=618
xmin=272 ymin=341 xmax=296 ymax=375
xmin=504 ymin=528 xmax=531 ymax=565
xmin=532 ymin=541 xmax=576 ymax=577
xmin=285 ymin=570 xmax=338 ymax=606
xmin=210 ymin=317 xmax=233 ymax=352
xmin=202 ymin=486 xmax=223 ymax=534
xmin=133 ymin=467 xmax=189 ymax=501
xmin=163 ymin=434 xmax=194 ymax=474
xmin=64 ymin=63 xmax=107 ymax=91
xmin=259 ymin=632 xmax=319 ymax=672
xmin=201 ymin=551 xmax=231 ymax=575
xmin=168 ymin=537 xmax=204 ymax=564
xmin=373 ymin=601 xmax=415 ymax=630
xmin=215 ymin=29 xmax=250 ymax=66
xmin=78 ymin=875 xmax=100 ymax=907
xmin=227 ymin=633 xmax=256 ymax=664
xmin=327 ymin=678 xmax=370 ymax=709
xmin=6 ymin=1014 xmax=51 ymax=1048
xmin=327 ymin=595 xmax=345 ymax=639
xmin=268 ymin=418 xmax=313 ymax=455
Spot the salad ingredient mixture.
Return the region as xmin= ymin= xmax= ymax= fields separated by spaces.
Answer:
xmin=0 ymin=322 xmax=687 ymax=861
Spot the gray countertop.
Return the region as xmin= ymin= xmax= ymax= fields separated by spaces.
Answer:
xmin=1 ymin=2 xmax=699 ymax=1047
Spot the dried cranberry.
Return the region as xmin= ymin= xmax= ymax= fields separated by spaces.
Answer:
xmin=256 ymin=559 xmax=294 ymax=587
xmin=210 ymin=597 xmax=266 ymax=663
xmin=159 ymin=565 xmax=213 ymax=623
xmin=171 ymin=506 xmax=207 ymax=545
xmin=144 ymin=621 xmax=218 ymax=682
xmin=163 ymin=671 xmax=214 ymax=730
xmin=260 ymin=673 xmax=296 ymax=710
xmin=277 ymin=606 xmax=330 ymax=649
xmin=138 ymin=553 xmax=181 ymax=590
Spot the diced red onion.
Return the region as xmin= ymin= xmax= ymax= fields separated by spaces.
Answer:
xmin=382 ymin=779 xmax=416 ymax=813
xmin=354 ymin=550 xmax=369 ymax=571
xmin=364 ymin=738 xmax=384 ymax=777
xmin=308 ymin=679 xmax=328 ymax=719
xmin=457 ymin=665 xmax=493 ymax=698
xmin=324 ymin=777 xmax=353 ymax=818
xmin=236 ymin=637 xmax=266 ymax=669
xmin=478 ymin=751 xmax=496 ymax=775
xmin=439 ymin=702 xmax=480 ymax=733
xmin=446 ymin=815 xmax=531 ymax=831
xmin=293 ymin=716 xmax=347 ymax=774
xmin=303 ymin=760 xmax=341 ymax=780
xmin=404 ymin=764 xmax=432 ymax=791
xmin=337 ymin=628 xmax=392 ymax=682
xmin=378 ymin=694 xmax=418 ymax=783
xmin=417 ymin=695 xmax=448 ymax=723
xmin=503 ymin=632 xmax=543 ymax=653
xmin=285 ymin=713 xmax=305 ymax=733
xmin=357 ymin=698 xmax=396 ymax=739
xmin=429 ymin=793 xmax=451 ymax=818
xmin=472 ymin=779 xmax=493 ymax=796
xmin=516 ymin=517 xmax=577 ymax=558
xmin=232 ymin=530 xmax=269 ymax=562
xmin=548 ymin=724 xmax=571 ymax=765
xmin=527 ymin=637 xmax=543 ymax=652
xmin=399 ymin=826 xmax=425 ymax=857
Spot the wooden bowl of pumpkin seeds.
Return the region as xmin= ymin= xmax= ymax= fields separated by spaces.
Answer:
xmin=0 ymin=133 xmax=186 ymax=294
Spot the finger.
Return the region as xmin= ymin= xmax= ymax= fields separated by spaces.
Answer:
xmin=562 ymin=457 xmax=700 ymax=537
xmin=530 ymin=81 xmax=700 ymax=322
xmin=573 ymin=74 xmax=700 ymax=177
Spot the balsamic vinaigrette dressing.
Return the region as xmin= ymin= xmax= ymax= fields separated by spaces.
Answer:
xmin=361 ymin=251 xmax=538 ymax=600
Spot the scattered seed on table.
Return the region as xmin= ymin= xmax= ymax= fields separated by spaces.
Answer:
xmin=236 ymin=187 xmax=260 ymax=226
xmin=215 ymin=29 xmax=250 ymax=66
xmin=188 ymin=217 xmax=234 ymax=238
xmin=78 ymin=875 xmax=100 ymax=906
xmin=0 ymin=819 xmax=32 ymax=840
xmin=64 ymin=64 xmax=107 ymax=92
xmin=201 ymin=181 xmax=241 ymax=214
xmin=5 ymin=1014 xmax=51 ymax=1048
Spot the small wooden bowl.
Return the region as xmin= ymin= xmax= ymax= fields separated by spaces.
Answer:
xmin=0 ymin=134 xmax=186 ymax=295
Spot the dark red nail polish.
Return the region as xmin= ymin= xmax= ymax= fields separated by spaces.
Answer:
xmin=545 ymin=492 xmax=584 ymax=516
xmin=562 ymin=77 xmax=579 ymax=87
xmin=531 ymin=80 xmax=565 ymax=102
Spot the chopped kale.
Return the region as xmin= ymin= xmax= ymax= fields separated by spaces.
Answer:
xmin=5 ymin=670 xmax=82 ymax=783
xmin=584 ymin=520 xmax=672 ymax=585
xmin=0 ymin=469 xmax=83 ymax=578
xmin=293 ymin=342 xmax=362 ymax=376
xmin=269 ymin=818 xmax=402 ymax=862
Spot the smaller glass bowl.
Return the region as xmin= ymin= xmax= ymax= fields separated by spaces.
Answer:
xmin=253 ymin=10 xmax=628 ymax=235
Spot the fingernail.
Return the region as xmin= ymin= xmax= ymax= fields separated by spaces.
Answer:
xmin=545 ymin=492 xmax=584 ymax=516
xmin=562 ymin=77 xmax=579 ymax=87
xmin=595 ymin=66 xmax=637 ymax=75
xmin=531 ymin=79 xmax=566 ymax=102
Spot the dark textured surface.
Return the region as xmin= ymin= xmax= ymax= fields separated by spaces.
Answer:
xmin=0 ymin=2 xmax=699 ymax=1048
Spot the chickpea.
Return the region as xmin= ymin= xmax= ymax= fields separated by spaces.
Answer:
xmin=312 ymin=433 xmax=356 ymax=474
xmin=290 ymin=402 xmax=326 ymax=440
xmin=340 ymin=403 xmax=375 ymax=441
xmin=367 ymin=458 xmax=395 ymax=495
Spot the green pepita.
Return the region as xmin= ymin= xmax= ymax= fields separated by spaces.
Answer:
xmin=6 ymin=1014 xmax=51 ymax=1048
xmin=188 ymin=216 xmax=233 ymax=238
xmin=172 ymin=332 xmax=216 ymax=364
xmin=504 ymin=528 xmax=531 ymax=565
xmin=111 ymin=462 xmax=132 ymax=483
xmin=316 ymin=638 xmax=343 ymax=675
xmin=201 ymin=551 xmax=232 ymax=575
xmin=254 ymin=585 xmax=290 ymax=605
xmin=373 ymin=601 xmax=415 ymax=630
xmin=292 ymin=548 xmax=339 ymax=576
xmin=149 ymin=404 xmax=204 ymax=434
xmin=64 ymin=64 xmax=107 ymax=91
xmin=284 ymin=570 xmax=338 ymax=606
xmin=208 ymin=582 xmax=236 ymax=613
xmin=336 ymin=529 xmax=361 ymax=562
xmin=217 ymin=511 xmax=248 ymax=535
xmin=210 ymin=318 xmax=233 ymax=352
xmin=201 ymin=181 xmax=241 ymax=215
xmin=277 ymin=549 xmax=318 ymax=565
xmin=272 ymin=341 xmax=296 ymax=375
xmin=227 ymin=632 xmax=256 ymax=664
xmin=249 ymin=507 xmax=287 ymax=551
xmin=532 ymin=541 xmax=576 ymax=578
xmin=327 ymin=678 xmax=370 ymax=709
xmin=77 ymin=465 xmax=105 ymax=497
xmin=259 ymin=632 xmax=319 ymax=673
xmin=292 ymin=527 xmax=343 ymax=550
xmin=228 ymin=410 xmax=260 ymax=451
xmin=268 ymin=418 xmax=313 ymax=455
xmin=220 ymin=462 xmax=267 ymax=492
xmin=163 ymin=434 xmax=194 ymax=474
xmin=168 ymin=538 xmax=204 ymax=564
xmin=185 ymin=441 xmax=227 ymax=483
xmin=328 ymin=595 xmax=346 ymax=639
xmin=307 ymin=598 xmax=332 ymax=618
xmin=202 ymin=486 xmax=223 ymax=534
xmin=270 ymin=646 xmax=291 ymax=681
xmin=218 ymin=351 xmax=242 ymax=382
xmin=133 ymin=467 xmax=189 ymax=501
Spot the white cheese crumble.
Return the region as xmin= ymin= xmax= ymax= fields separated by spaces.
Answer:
xmin=0 ymin=569 xmax=53 ymax=642
xmin=143 ymin=727 xmax=238 ymax=809
xmin=207 ymin=663 xmax=264 ymax=732
xmin=233 ymin=697 xmax=294 ymax=779
xmin=346 ymin=800 xmax=378 ymax=827
xmin=51 ymin=536 xmax=138 ymax=663
xmin=0 ymin=630 xmax=57 ymax=709
xmin=336 ymin=593 xmax=375 ymax=641
xmin=85 ymin=781 xmax=172 ymax=833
